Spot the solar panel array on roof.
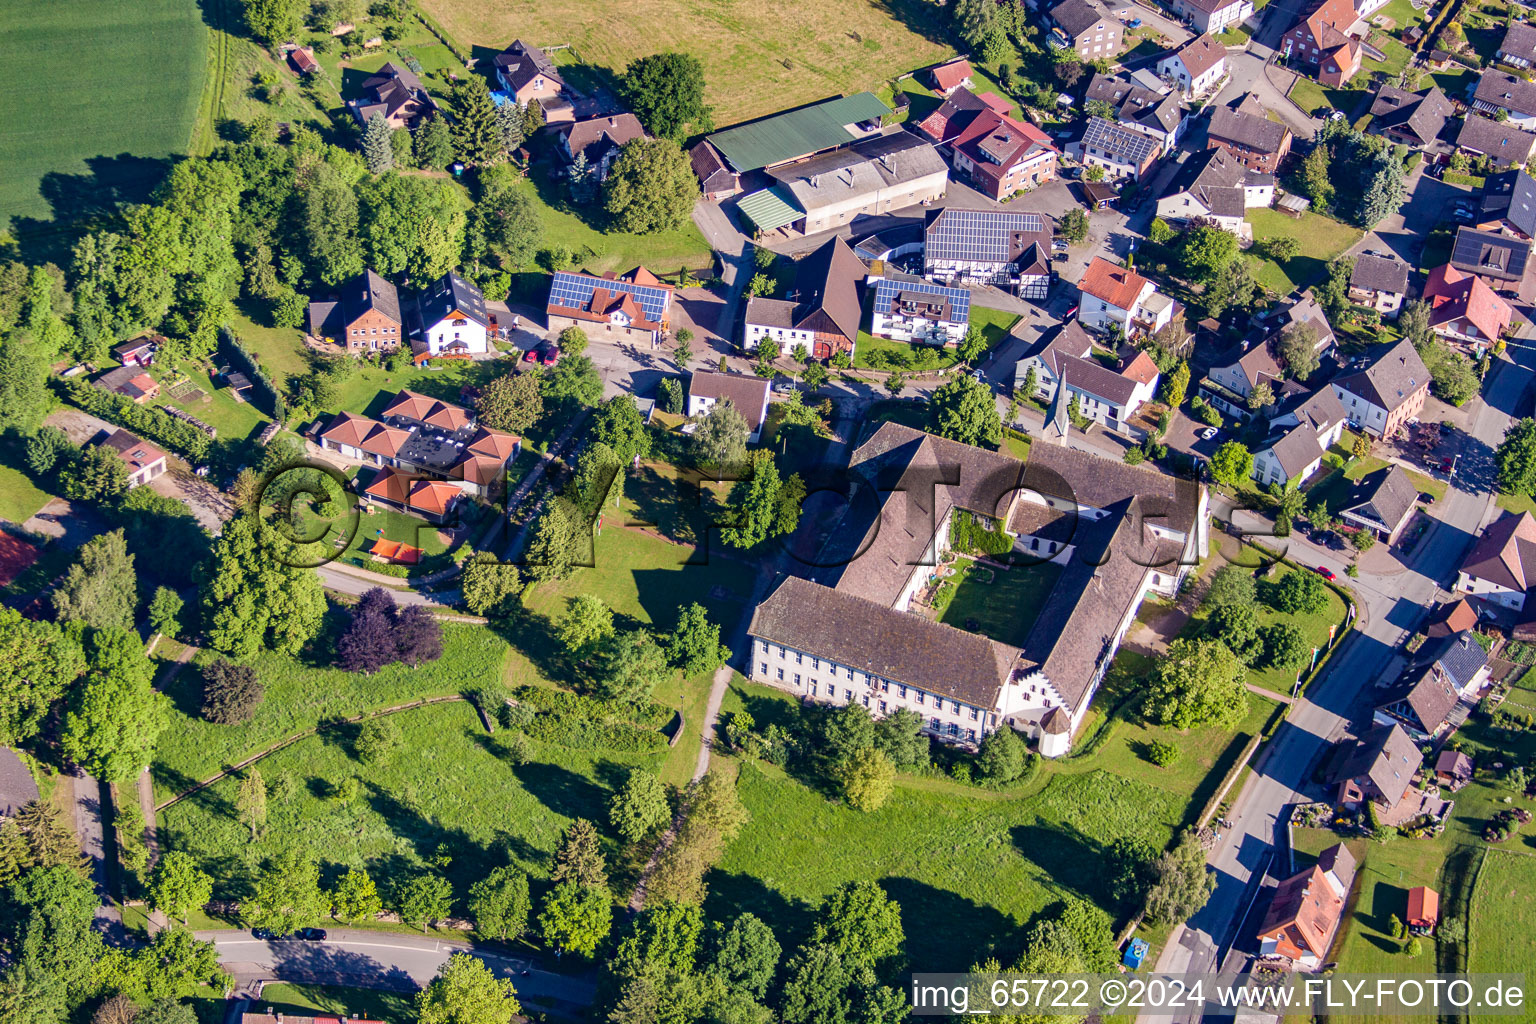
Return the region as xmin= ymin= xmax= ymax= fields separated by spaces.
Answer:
xmin=548 ymin=272 xmax=671 ymax=323
xmin=924 ymin=208 xmax=1045 ymax=264
xmin=870 ymin=277 xmax=971 ymax=322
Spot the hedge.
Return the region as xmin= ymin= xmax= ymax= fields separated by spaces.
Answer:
xmin=1442 ymin=171 xmax=1486 ymax=188
xmin=57 ymin=378 xmax=212 ymax=462
xmin=221 ymin=326 xmax=287 ymax=423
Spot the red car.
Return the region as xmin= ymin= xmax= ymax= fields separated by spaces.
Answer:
xmin=522 ymin=347 xmax=540 ymax=363
xmin=539 ymin=347 xmax=561 ymax=366
xmin=1312 ymin=565 xmax=1336 ymax=581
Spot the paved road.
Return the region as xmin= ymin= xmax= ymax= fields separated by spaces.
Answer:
xmin=204 ymin=929 xmax=597 ymax=1015
xmin=1145 ymin=342 xmax=1534 ymax=1017
xmin=72 ymin=773 xmax=125 ymax=945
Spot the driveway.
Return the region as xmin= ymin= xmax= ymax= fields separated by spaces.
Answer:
xmin=150 ymin=466 xmax=234 ymax=534
xmin=46 ymin=407 xmax=117 ymax=446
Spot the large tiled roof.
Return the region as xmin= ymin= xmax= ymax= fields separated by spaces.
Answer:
xmin=1342 ymin=464 xmax=1419 ymax=535
xmin=1084 ymin=74 xmax=1184 ymax=134
xmin=1020 ymin=441 xmax=1202 ymax=536
xmin=1078 ymin=257 xmax=1151 ymax=310
xmin=100 ymin=428 xmax=166 ymax=474
xmin=1480 ymin=168 xmax=1536 ymax=235
xmin=745 ymin=235 xmax=864 ymax=343
xmin=932 ymin=59 xmax=974 ymax=92
xmin=1476 ymin=70 xmax=1536 ymax=118
xmin=558 ymin=113 xmax=646 ymax=163
xmin=687 ymin=370 xmax=770 ymax=430
xmin=493 ymin=40 xmax=563 ymax=94
xmin=914 ymin=86 xmax=993 ymax=144
xmin=1461 ymin=511 xmax=1536 ymax=591
xmin=547 ymin=266 xmax=675 ymax=331
xmin=1500 ymin=21 xmax=1536 ymax=63
xmin=1051 ymin=0 xmax=1111 ymax=37
xmin=748 ymin=575 xmax=1023 ymax=708
xmin=1369 ymin=84 xmax=1452 ymax=144
xmin=1330 ymin=339 xmax=1429 ymax=413
xmin=1334 ymin=723 xmax=1423 ymax=806
xmin=1169 ymin=34 xmax=1226 ymax=78
xmin=1423 ymin=262 xmax=1516 ymax=341
xmin=415 ymin=271 xmax=488 ymax=331
xmin=1208 ymin=104 xmax=1291 ymax=154
xmin=1349 ymin=254 xmax=1410 ymax=295
xmin=1257 ymin=853 xmax=1350 ymax=959
xmin=1457 ymin=115 xmax=1536 ymax=168
xmin=951 ymin=109 xmax=1057 ymax=174
xmin=769 ymin=132 xmax=948 ymax=213
xmin=1264 ymin=421 xmax=1329 ymax=479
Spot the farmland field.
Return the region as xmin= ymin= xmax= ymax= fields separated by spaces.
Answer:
xmin=1469 ymin=848 xmax=1536 ymax=1004
xmin=0 ymin=0 xmax=205 ymax=229
xmin=418 ymin=0 xmax=955 ymax=125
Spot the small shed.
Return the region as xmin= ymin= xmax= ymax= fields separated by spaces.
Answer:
xmin=289 ymin=46 xmax=319 ymax=75
xmin=1434 ymin=749 xmax=1473 ymax=786
xmin=1277 ymin=193 xmax=1311 ymax=218
xmin=1406 ymin=886 xmax=1439 ymax=932
xmin=1122 ymin=936 xmax=1149 ymax=969
xmin=1082 ymin=181 xmax=1119 ymax=210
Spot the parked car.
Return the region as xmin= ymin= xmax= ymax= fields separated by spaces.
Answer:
xmin=1312 ymin=564 xmax=1337 ymax=581
xmin=522 ymin=347 xmax=540 ymax=363
xmin=252 ymin=928 xmax=279 ymax=940
xmin=1200 ymin=427 xmax=1218 ymax=440
xmin=1127 ymin=17 xmax=1143 ymax=27
xmin=296 ymin=928 xmax=328 ymax=941
xmin=1419 ymin=491 xmax=1436 ymax=504
xmin=1062 ymin=304 xmax=1079 ymax=320
xmin=539 ymin=346 xmax=560 ymax=366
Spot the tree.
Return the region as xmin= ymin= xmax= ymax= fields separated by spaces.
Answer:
xmin=668 ymin=602 xmax=730 ymax=675
xmin=673 ymin=336 xmax=694 ymax=370
xmin=1423 ymin=341 xmax=1480 ymax=406
xmin=1359 ymin=152 xmax=1408 ymax=228
xmin=692 ymin=400 xmax=749 ymax=469
xmin=659 ymin=377 xmax=683 ymax=414
xmin=245 ymin=849 xmax=328 ymax=934
xmin=526 ymin=500 xmax=582 ymax=583
xmin=1084 ymin=163 xmax=1106 ymax=182
xmin=873 ymin=708 xmax=927 ymax=768
xmin=539 ymin=880 xmax=613 ymax=958
xmin=0 ymin=611 xmax=85 ymax=748
xmin=1207 ymin=602 xmax=1262 ymax=664
xmin=605 ymin=139 xmax=701 ymax=233
xmin=137 ymin=1000 xmax=199 ymax=1024
xmin=1208 ymin=441 xmax=1253 ymax=486
xmin=395 ymin=604 xmax=442 ymax=667
xmin=147 ymin=852 xmax=212 ymax=925
xmin=200 ymin=513 xmax=326 ymax=660
xmin=330 ymin=867 xmax=383 ymax=925
xmin=1246 ymin=380 xmax=1275 ymax=412
xmin=551 ymin=818 xmax=608 ymax=889
xmin=558 ymin=594 xmax=615 ymax=657
xmin=619 ymin=52 xmax=712 ymax=140
xmin=243 ymin=0 xmax=301 ymax=43
xmin=338 ymin=589 xmax=398 ymax=675
xmin=1203 ymin=257 xmax=1259 ymax=318
xmin=24 ymin=427 xmax=70 ymax=475
xmin=557 ymin=325 xmax=590 ymax=357
xmin=460 ymin=552 xmax=522 ymax=616
xmin=721 ymin=452 xmax=789 ymax=549
xmin=416 ymin=951 xmax=522 ymax=1024
xmin=1059 ymin=208 xmax=1089 ymax=244
xmin=1278 ymin=321 xmax=1320 ymax=380
xmin=1264 ymin=236 xmax=1301 ymax=263
xmin=929 ymin=374 xmax=1002 ymax=448
xmin=1180 ymin=225 xmax=1239 ymax=282
xmin=614 ymin=898 xmax=704 ymax=979
xmin=450 ymin=76 xmax=501 ymax=165
xmin=495 ymin=100 xmax=525 ymax=152
xmin=1270 ymin=569 xmax=1328 ymax=614
xmin=957 ymin=324 xmax=988 ymax=363
xmin=953 ymin=0 xmax=1008 ymax=60
xmin=60 ymin=629 xmax=169 ymax=782
xmin=56 ymin=447 xmax=122 ymax=504
xmin=0 ymin=864 xmax=104 ymax=1020
xmin=592 ymin=394 xmax=652 ymax=463
xmin=542 ymin=354 xmax=603 ymax=407
xmin=395 ymin=872 xmax=453 ymax=931
xmin=610 ymin=769 xmax=671 ymax=843
xmin=810 ymin=879 xmax=904 ymax=971
xmin=467 ymin=166 xmax=542 ymax=277
xmin=53 ymin=530 xmax=136 ymax=631
xmin=147 ymin=587 xmax=183 ymax=639
xmin=468 ymin=866 xmax=531 ymax=940
xmin=1145 ymin=830 xmax=1218 ymax=924
xmin=709 ymin=913 xmax=781 ymax=999
xmin=200 ymin=659 xmax=262 ymax=725
xmin=362 ymin=113 xmax=394 ymax=173
xmin=1300 ymin=143 xmax=1334 ymax=212
xmin=1144 ymin=638 xmax=1249 ymax=730
xmin=1260 ymin=622 xmax=1311 ymax=670
xmin=1160 ymin=360 xmax=1190 ymax=408
xmin=477 ymin=372 xmax=544 ymax=434
xmin=235 ymin=769 xmax=268 ymax=841
xmin=1498 ymin=418 xmax=1536 ymax=495
xmin=802 ymin=361 xmax=829 ymax=390
xmin=597 ymin=630 xmax=670 ymax=705
xmin=884 ymin=372 xmax=908 ymax=397
xmin=977 ymin=726 xmax=1026 ymax=782
xmin=1399 ymin=300 xmax=1433 ymax=351
xmin=831 ymin=746 xmax=895 ymax=811
xmin=1149 ymin=218 xmax=1175 ymax=245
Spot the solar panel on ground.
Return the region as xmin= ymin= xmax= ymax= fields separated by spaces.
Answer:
xmin=870 ymin=277 xmax=971 ymax=323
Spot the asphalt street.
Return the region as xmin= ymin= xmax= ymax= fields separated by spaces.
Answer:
xmin=1144 ymin=340 xmax=1535 ymax=1019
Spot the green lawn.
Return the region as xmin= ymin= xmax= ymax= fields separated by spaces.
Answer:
xmin=244 ymin=983 xmax=413 ymax=1022
xmin=1418 ymin=67 xmax=1479 ymax=102
xmin=1363 ymin=33 xmax=1414 ymax=77
xmin=1287 ymin=77 xmax=1332 ymax=118
xmin=151 ymin=623 xmax=511 ymax=801
xmin=1307 ymin=446 xmax=1446 ymax=516
xmin=1186 ymin=564 xmax=1348 ymax=696
xmin=156 ymin=359 xmax=274 ymax=442
xmin=227 ymin=303 xmax=311 ymax=394
xmin=0 ymin=0 xmax=205 ymax=231
xmin=1469 ymin=849 xmax=1536 ymax=987
xmin=1248 ymin=208 xmax=1364 ymax=296
xmin=1216 ymin=24 xmax=1252 ymax=44
xmin=935 ymin=559 xmax=1061 ymax=648
xmin=0 ymin=442 xmax=53 ymax=524
xmin=1375 ymin=0 xmax=1427 ymax=31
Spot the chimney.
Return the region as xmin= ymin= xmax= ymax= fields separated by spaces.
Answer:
xmin=608 ymin=116 xmax=616 ymax=127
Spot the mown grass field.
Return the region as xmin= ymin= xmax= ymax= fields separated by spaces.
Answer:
xmin=0 ymin=441 xmax=53 ymax=523
xmin=0 ymin=0 xmax=205 ymax=229
xmin=1184 ymin=564 xmax=1348 ymax=696
xmin=1469 ymin=848 xmax=1536 ymax=1004
xmin=1248 ymin=208 xmax=1364 ymax=296
xmin=419 ymin=0 xmax=954 ymax=126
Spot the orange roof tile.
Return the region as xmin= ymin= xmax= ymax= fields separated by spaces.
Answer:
xmin=1079 ymin=258 xmax=1151 ymax=310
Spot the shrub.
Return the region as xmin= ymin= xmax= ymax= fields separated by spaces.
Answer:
xmin=1145 ymin=741 xmax=1180 ymax=766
